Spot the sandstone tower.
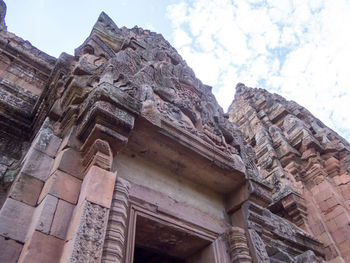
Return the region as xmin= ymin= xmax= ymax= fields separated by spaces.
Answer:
xmin=0 ymin=1 xmax=349 ymax=262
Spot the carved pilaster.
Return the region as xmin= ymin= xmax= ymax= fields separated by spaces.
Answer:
xmin=68 ymin=201 xmax=109 ymax=263
xmin=226 ymin=227 xmax=252 ymax=263
xmin=102 ymin=177 xmax=130 ymax=263
xmin=247 ymin=229 xmax=269 ymax=263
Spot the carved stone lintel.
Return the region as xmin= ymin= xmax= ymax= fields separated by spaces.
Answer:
xmin=102 ymin=177 xmax=131 ymax=263
xmin=226 ymin=227 xmax=252 ymax=263
xmin=248 ymin=178 xmax=272 ymax=208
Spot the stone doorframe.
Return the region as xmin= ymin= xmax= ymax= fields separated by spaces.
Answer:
xmin=125 ymin=201 xmax=230 ymax=263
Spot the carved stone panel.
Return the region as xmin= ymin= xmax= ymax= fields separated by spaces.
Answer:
xmin=247 ymin=229 xmax=269 ymax=263
xmin=67 ymin=201 xmax=109 ymax=263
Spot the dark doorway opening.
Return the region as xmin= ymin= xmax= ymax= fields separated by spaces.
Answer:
xmin=134 ymin=246 xmax=185 ymax=263
xmin=132 ymin=214 xmax=212 ymax=262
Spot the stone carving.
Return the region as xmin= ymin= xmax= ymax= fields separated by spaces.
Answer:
xmin=0 ymin=2 xmax=347 ymax=262
xmin=70 ymin=201 xmax=109 ymax=263
xmin=242 ymin=201 xmax=324 ymax=261
xmin=247 ymin=229 xmax=269 ymax=263
xmin=46 ymin=11 xmax=248 ymax=158
xmin=226 ymin=227 xmax=252 ymax=263
xmin=230 ymin=84 xmax=350 ymax=260
xmin=81 ymin=138 xmax=113 ymax=172
xmin=102 ymin=177 xmax=130 ymax=263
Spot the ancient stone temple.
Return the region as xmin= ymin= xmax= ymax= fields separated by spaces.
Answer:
xmin=229 ymin=86 xmax=350 ymax=262
xmin=0 ymin=1 xmax=349 ymax=262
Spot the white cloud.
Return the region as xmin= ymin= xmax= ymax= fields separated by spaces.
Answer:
xmin=173 ymin=29 xmax=192 ymax=47
xmin=166 ymin=0 xmax=350 ymax=141
xmin=145 ymin=23 xmax=156 ymax=32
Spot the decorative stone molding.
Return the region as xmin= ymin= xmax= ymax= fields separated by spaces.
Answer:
xmin=247 ymin=178 xmax=272 ymax=207
xmin=247 ymin=229 xmax=269 ymax=263
xmin=229 ymin=85 xmax=350 ymax=260
xmin=102 ymin=177 xmax=130 ymax=263
xmin=81 ymin=138 xmax=113 ymax=172
xmin=68 ymin=201 xmax=109 ymax=263
xmin=241 ymin=201 xmax=324 ymax=262
xmin=280 ymin=192 xmax=307 ymax=229
xmin=226 ymin=226 xmax=252 ymax=263
xmin=76 ymin=87 xmax=138 ymax=155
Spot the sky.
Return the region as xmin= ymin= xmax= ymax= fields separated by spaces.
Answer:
xmin=5 ymin=0 xmax=350 ymax=141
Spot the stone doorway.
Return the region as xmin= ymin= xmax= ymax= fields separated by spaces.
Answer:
xmin=127 ymin=207 xmax=220 ymax=263
xmin=133 ymin=246 xmax=185 ymax=263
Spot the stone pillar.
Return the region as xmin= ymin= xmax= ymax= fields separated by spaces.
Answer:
xmin=56 ymin=79 xmax=136 ymax=262
xmin=226 ymin=227 xmax=252 ymax=263
xmin=60 ymin=165 xmax=116 ymax=263
xmin=102 ymin=177 xmax=131 ymax=263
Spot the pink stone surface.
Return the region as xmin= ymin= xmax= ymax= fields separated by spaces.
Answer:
xmin=9 ymin=173 xmax=44 ymax=206
xmin=57 ymin=127 xmax=82 ymax=152
xmin=50 ymin=148 xmax=84 ymax=179
xmin=77 ymin=165 xmax=116 ymax=208
xmin=0 ymin=198 xmax=35 ymax=242
xmin=39 ymin=170 xmax=82 ymax=205
xmin=50 ymin=199 xmax=75 ymax=239
xmin=21 ymin=148 xmax=54 ymax=181
xmin=18 ymin=231 xmax=64 ymax=263
xmin=0 ymin=235 xmax=23 ymax=263
xmin=27 ymin=194 xmax=58 ymax=239
xmin=32 ymin=122 xmax=62 ymax=158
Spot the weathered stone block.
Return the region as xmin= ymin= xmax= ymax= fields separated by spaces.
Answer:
xmin=27 ymin=194 xmax=58 ymax=238
xmin=339 ymin=240 xmax=350 ymax=257
xmin=77 ymin=165 xmax=116 ymax=208
xmin=310 ymin=223 xmax=324 ymax=236
xmin=33 ymin=121 xmax=62 ymax=158
xmin=0 ymin=198 xmax=35 ymax=242
xmin=334 ymin=212 xmax=349 ymax=228
xmin=18 ymin=231 xmax=64 ymax=263
xmin=332 ymin=228 xmax=347 ymax=244
xmin=338 ymin=173 xmax=350 ymax=184
xmin=318 ymin=232 xmax=332 ymax=247
xmin=50 ymin=148 xmax=84 ymax=179
xmin=0 ymin=235 xmax=23 ymax=263
xmin=9 ymin=173 xmax=44 ymax=206
xmin=21 ymin=148 xmax=54 ymax=181
xmin=327 ymin=219 xmax=338 ymax=233
xmin=324 ymin=157 xmax=340 ymax=177
xmin=50 ymin=199 xmax=74 ymax=240
xmin=57 ymin=126 xmax=82 ymax=152
xmin=326 ymin=197 xmax=338 ymax=211
xmin=39 ymin=170 xmax=82 ymax=205
xmin=325 ymin=205 xmax=343 ymax=221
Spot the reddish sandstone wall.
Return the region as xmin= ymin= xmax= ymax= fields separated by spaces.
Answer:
xmin=0 ymin=1 xmax=340 ymax=262
xmin=0 ymin=4 xmax=56 ymax=208
xmin=229 ymin=84 xmax=350 ymax=261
